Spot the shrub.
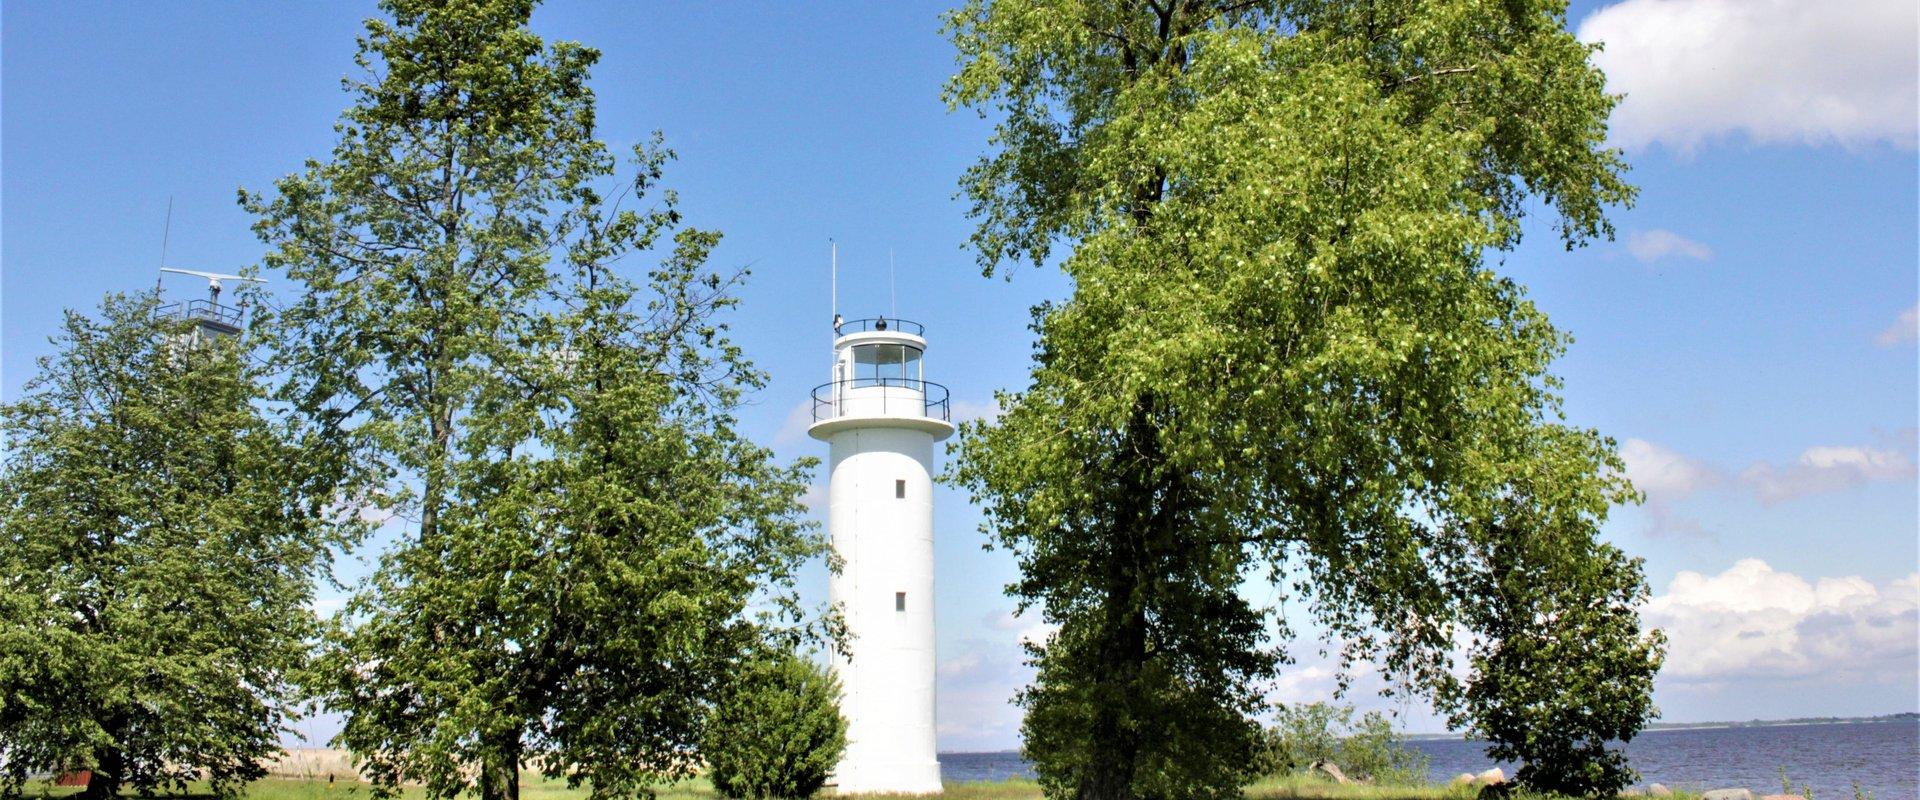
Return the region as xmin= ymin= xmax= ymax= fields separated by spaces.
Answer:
xmin=1338 ymin=709 xmax=1430 ymax=785
xmin=704 ymin=653 xmax=847 ymax=799
xmin=1259 ymin=703 xmax=1345 ymax=776
xmin=1258 ymin=702 xmax=1429 ymax=786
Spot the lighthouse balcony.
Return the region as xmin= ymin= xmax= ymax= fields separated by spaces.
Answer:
xmin=158 ymin=298 xmax=243 ymax=336
xmin=812 ymin=378 xmax=950 ymax=424
xmin=832 ymin=317 xmax=926 ymax=336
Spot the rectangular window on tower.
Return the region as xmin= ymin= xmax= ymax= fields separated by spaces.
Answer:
xmin=895 ymin=592 xmax=906 ymax=612
xmin=895 ymin=479 xmax=906 ymax=499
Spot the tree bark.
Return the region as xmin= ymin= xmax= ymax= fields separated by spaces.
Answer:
xmin=478 ymin=729 xmax=521 ymax=800
xmin=1077 ymin=596 xmax=1147 ymax=800
xmin=1074 ymin=400 xmax=1169 ymax=800
xmin=79 ymin=743 xmax=124 ymax=800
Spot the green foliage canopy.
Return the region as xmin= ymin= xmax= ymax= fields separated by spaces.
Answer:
xmin=0 ymin=295 xmax=360 ymax=800
xmin=1448 ymin=495 xmax=1665 ymax=797
xmin=243 ymin=2 xmax=821 ymax=799
xmin=943 ymin=1 xmax=1664 ymax=797
xmin=703 ymin=652 xmax=848 ymax=800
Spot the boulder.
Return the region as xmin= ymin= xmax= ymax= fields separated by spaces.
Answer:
xmin=1761 ymin=795 xmax=1802 ymax=800
xmin=1476 ymin=767 xmax=1507 ymax=786
xmin=1311 ymin=760 xmax=1353 ymax=785
xmin=1452 ymin=773 xmax=1478 ymax=787
xmin=1620 ymin=788 xmax=1645 ymax=797
xmin=1703 ymin=790 xmax=1754 ymax=800
xmin=1649 ymin=784 xmax=1673 ymax=797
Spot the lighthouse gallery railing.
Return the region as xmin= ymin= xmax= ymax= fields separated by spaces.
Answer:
xmin=811 ymin=378 xmax=951 ymax=423
xmin=833 ymin=317 xmax=926 ymax=336
xmin=158 ymin=298 xmax=243 ymax=330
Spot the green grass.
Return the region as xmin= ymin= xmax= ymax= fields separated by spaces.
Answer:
xmin=1245 ymin=774 xmax=1478 ymax=800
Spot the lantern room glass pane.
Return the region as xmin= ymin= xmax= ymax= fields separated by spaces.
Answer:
xmin=851 ymin=344 xmax=922 ymax=387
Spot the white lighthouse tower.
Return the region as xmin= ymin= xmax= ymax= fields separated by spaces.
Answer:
xmin=809 ymin=315 xmax=951 ymax=795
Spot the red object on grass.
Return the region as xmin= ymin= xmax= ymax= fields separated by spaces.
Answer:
xmin=54 ymin=771 xmax=91 ymax=787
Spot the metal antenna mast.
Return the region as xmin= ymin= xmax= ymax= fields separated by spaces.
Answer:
xmin=155 ymin=197 xmax=173 ymax=291
xmin=889 ymin=248 xmax=897 ymax=320
xmin=830 ymin=238 xmax=839 ymax=327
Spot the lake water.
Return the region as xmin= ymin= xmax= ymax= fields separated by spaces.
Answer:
xmin=938 ymin=719 xmax=1920 ymax=800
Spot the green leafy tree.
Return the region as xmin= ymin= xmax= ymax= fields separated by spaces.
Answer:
xmin=0 ymin=294 xmax=359 ymax=800
xmin=702 ymin=652 xmax=847 ymax=800
xmin=1335 ymin=708 xmax=1428 ymax=786
xmin=942 ymin=1 xmax=1664 ymax=798
xmin=1448 ymin=491 xmax=1665 ymax=797
xmin=244 ymin=2 xmax=820 ymax=799
xmin=1258 ymin=703 xmax=1346 ymax=777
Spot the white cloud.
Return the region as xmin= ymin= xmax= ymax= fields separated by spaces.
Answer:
xmin=1270 ymin=665 xmax=1341 ymax=704
xmin=1622 ymin=438 xmax=1915 ymax=512
xmin=796 ymin=483 xmax=827 ymax=512
xmin=936 ymin=607 xmax=1050 ymax=751
xmin=1739 ymin=445 xmax=1916 ymax=504
xmin=938 ymin=650 xmax=986 ymax=680
xmin=1644 ymin=559 xmax=1919 ymax=685
xmin=1626 ymin=229 xmax=1713 ymax=263
xmin=1875 ymin=305 xmax=1918 ymax=347
xmin=1640 ymin=502 xmax=1713 ymax=540
xmin=1620 ymin=438 xmax=1723 ymax=537
xmin=310 ymin=596 xmax=347 ymax=618
xmin=949 ymin=398 xmax=1002 ymax=426
xmin=773 ymin=398 xmax=816 ymax=446
xmin=1621 ymin=438 xmax=1722 ymax=499
xmin=986 ymin=607 xmax=1058 ymax=648
xmin=1578 ymin=0 xmax=1918 ymax=151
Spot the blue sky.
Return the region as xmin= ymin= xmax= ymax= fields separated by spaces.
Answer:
xmin=3 ymin=1 xmax=1915 ymax=752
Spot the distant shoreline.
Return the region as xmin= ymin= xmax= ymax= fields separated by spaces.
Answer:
xmin=1392 ymin=712 xmax=1919 ymax=742
xmin=937 ymin=712 xmax=1920 ymax=753
xmin=1639 ymin=716 xmax=1919 ymax=733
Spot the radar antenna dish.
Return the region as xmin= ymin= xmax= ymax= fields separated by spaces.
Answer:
xmin=159 ymin=267 xmax=265 ymax=305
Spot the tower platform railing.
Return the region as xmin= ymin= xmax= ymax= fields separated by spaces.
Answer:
xmin=811 ymin=378 xmax=950 ymax=423
xmin=158 ymin=299 xmax=243 ymax=334
xmin=833 ymin=317 xmax=926 ymax=337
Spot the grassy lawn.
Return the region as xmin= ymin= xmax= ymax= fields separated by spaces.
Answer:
xmin=15 ymin=774 xmax=1482 ymax=800
xmin=1247 ymin=775 xmax=1477 ymax=800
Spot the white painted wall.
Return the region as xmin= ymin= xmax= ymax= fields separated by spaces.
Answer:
xmin=811 ymin=326 xmax=951 ymax=795
xmin=823 ymin=424 xmax=943 ymax=794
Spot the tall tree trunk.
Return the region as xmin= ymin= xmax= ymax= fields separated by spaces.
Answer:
xmin=478 ymin=729 xmax=521 ymax=800
xmin=79 ymin=742 xmax=124 ymax=800
xmin=1075 ymin=401 xmax=1167 ymax=800
xmin=1077 ymin=595 xmax=1147 ymax=800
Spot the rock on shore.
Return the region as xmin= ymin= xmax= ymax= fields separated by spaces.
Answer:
xmin=1311 ymin=761 xmax=1352 ymax=785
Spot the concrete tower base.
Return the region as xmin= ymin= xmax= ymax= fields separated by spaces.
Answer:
xmin=834 ymin=761 xmax=943 ymax=795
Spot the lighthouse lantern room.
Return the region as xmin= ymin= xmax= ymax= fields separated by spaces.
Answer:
xmin=809 ymin=315 xmax=952 ymax=795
